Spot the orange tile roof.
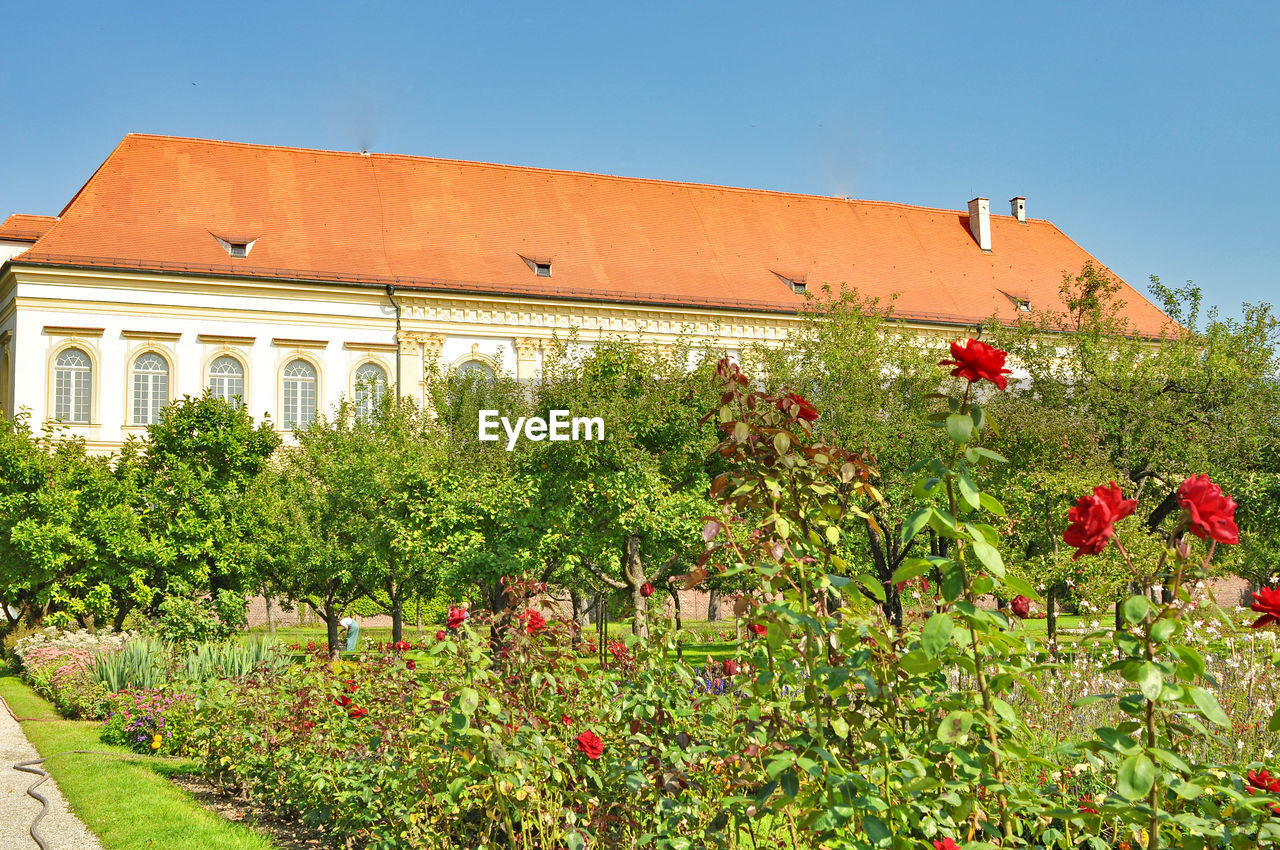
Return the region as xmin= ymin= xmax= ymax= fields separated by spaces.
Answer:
xmin=0 ymin=213 xmax=57 ymax=243
xmin=14 ymin=134 xmax=1171 ymax=334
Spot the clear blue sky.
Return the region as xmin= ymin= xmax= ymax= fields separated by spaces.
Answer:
xmin=4 ymin=1 xmax=1276 ymax=319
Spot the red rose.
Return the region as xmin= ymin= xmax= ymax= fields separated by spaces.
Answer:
xmin=344 ymin=680 xmax=358 ymax=694
xmin=394 ymin=640 xmax=411 ymax=652
xmin=640 ymin=582 xmax=655 ymax=598
xmin=1248 ymin=769 xmax=1280 ymax=793
xmin=933 ymin=840 xmax=960 ymax=850
xmin=334 ymin=695 xmax=352 ymax=708
xmin=776 ymin=392 xmax=819 ymax=422
xmin=1063 ymin=482 xmax=1137 ymax=559
xmin=1010 ymin=595 xmax=1031 ymax=619
xmin=522 ymin=610 xmax=546 ymax=634
xmin=348 ymin=706 xmax=367 ymax=719
xmin=561 ymin=714 xmax=572 ymax=725
xmin=939 ymin=338 xmax=1013 ymax=390
xmin=406 ymin=659 xmax=416 ymax=671
xmin=435 ymin=630 xmax=446 ymax=641
xmin=1177 ymin=474 xmax=1239 ymax=545
xmin=575 ymin=730 xmax=605 ymax=760
xmin=1250 ymin=587 xmax=1280 ymax=629
xmin=747 ymin=623 xmax=767 ymax=637
xmin=723 ymin=660 xmax=740 ymax=676
xmin=446 ymin=606 xmax=468 ymax=630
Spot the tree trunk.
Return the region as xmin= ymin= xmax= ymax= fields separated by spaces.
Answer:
xmin=571 ymin=592 xmax=592 ymax=630
xmin=1046 ymin=586 xmax=1057 ymax=646
xmin=707 ymin=588 xmax=720 ymax=622
xmin=625 ymin=534 xmax=649 ymax=639
xmin=391 ymin=595 xmax=404 ymax=644
xmin=324 ymin=597 xmax=341 ymax=659
xmin=416 ymin=597 xmax=422 ymax=633
xmin=672 ymin=589 xmax=682 ymax=631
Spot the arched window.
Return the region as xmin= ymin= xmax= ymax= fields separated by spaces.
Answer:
xmin=132 ymin=352 xmax=169 ymax=425
xmin=54 ymin=348 xmax=92 ymax=423
xmin=353 ymin=362 xmax=387 ymax=420
xmin=208 ymin=356 xmax=245 ymax=404
xmin=282 ymin=359 xmax=317 ymax=430
xmin=455 ymin=359 xmax=495 ymax=381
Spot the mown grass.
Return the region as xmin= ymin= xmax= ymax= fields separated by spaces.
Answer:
xmin=0 ymin=667 xmax=276 ymax=850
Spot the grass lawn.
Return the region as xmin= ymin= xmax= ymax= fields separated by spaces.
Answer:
xmin=0 ymin=668 xmax=276 ymax=850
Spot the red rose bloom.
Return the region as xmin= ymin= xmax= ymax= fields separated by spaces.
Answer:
xmin=344 ymin=680 xmax=358 ymax=693
xmin=1178 ymin=474 xmax=1239 ymax=545
xmin=1063 ymin=482 xmax=1137 ymax=560
xmin=348 ymin=706 xmax=367 ymax=719
xmin=522 ymin=610 xmax=547 ymax=634
xmin=406 ymin=659 xmax=416 ymax=671
xmin=435 ymin=629 xmax=446 ymax=641
xmin=446 ymin=606 xmax=468 ymax=630
xmin=747 ymin=623 xmax=767 ymax=637
xmin=640 ymin=582 xmax=655 ymax=598
xmin=1251 ymin=587 xmax=1280 ymax=629
xmin=723 ymin=660 xmax=740 ymax=676
xmin=1010 ymin=595 xmax=1031 ymax=619
xmin=575 ymin=730 xmax=605 ymax=760
xmin=939 ymin=338 xmax=1013 ymax=390
xmin=334 ymin=695 xmax=352 ymax=708
xmin=393 ymin=640 xmax=410 ymax=652
xmin=777 ymin=393 xmax=819 ymax=422
xmin=933 ymin=840 xmax=960 ymax=850
xmin=1248 ymin=769 xmax=1280 ymax=793
xmin=561 ymin=714 xmax=572 ymax=725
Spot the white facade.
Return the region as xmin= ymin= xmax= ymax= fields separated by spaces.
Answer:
xmin=0 ymin=264 xmax=800 ymax=452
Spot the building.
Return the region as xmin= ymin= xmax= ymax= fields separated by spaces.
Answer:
xmin=0 ymin=134 xmax=1170 ymax=451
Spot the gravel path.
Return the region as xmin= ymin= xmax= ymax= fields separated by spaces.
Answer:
xmin=0 ymin=704 xmax=103 ymax=850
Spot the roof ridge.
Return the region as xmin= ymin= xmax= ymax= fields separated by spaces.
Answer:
xmin=118 ymin=133 xmax=1048 ymax=222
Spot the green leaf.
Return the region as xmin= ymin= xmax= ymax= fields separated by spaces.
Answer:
xmin=779 ymin=768 xmax=799 ymax=799
xmin=1136 ymin=662 xmax=1163 ymax=701
xmin=945 ymin=412 xmax=974 ymax=444
xmin=938 ymin=710 xmax=973 ymax=744
xmin=858 ymin=573 xmax=886 ymax=602
xmin=1270 ymin=706 xmax=1280 ymax=733
xmin=773 ymin=432 xmax=791 ymax=455
xmin=899 ymin=508 xmax=931 ymax=547
xmin=1117 ymin=754 xmax=1156 ymax=801
xmin=965 ymin=446 xmax=1008 ymax=464
xmin=957 ymin=470 xmax=980 ymax=510
xmin=967 ymin=533 xmax=1005 ymax=578
xmin=1189 ymin=686 xmax=1231 ymax=728
xmin=862 ymin=816 xmax=892 ymax=847
xmin=890 ymin=557 xmax=933 ymax=586
xmin=1150 ymin=618 xmax=1177 ymax=643
xmin=921 ymin=613 xmax=954 ymax=658
xmin=978 ymin=491 xmax=1006 ymax=517
xmin=1123 ymin=595 xmax=1151 ymax=625
xmin=457 ymin=687 xmax=480 ymax=715
xmin=1004 ymin=574 xmax=1040 ymax=601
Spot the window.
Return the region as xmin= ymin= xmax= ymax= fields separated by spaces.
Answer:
xmin=455 ymin=359 xmax=495 ymax=381
xmin=228 ymin=243 xmax=248 ymax=258
xmin=534 ymin=261 xmax=551 ymax=277
xmin=282 ymin=359 xmax=317 ymax=429
xmin=208 ymin=355 xmax=245 ymax=404
xmin=132 ymin=352 xmax=169 ymax=425
xmin=353 ymin=362 xmax=387 ymax=419
xmin=54 ymin=348 xmax=92 ymax=423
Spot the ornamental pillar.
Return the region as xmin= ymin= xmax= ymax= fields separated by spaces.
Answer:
xmin=513 ymin=337 xmax=541 ymax=383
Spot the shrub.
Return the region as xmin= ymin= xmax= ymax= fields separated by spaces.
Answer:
xmin=100 ymin=688 xmax=197 ymax=755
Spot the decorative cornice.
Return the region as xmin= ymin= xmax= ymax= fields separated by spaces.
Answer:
xmin=272 ymin=337 xmax=329 ymax=349
xmin=121 ymin=330 xmax=182 ymax=341
xmin=513 ymin=337 xmax=541 ymax=359
xmin=344 ymin=341 xmax=399 ymax=353
xmin=197 ymin=334 xmax=256 ymax=345
xmin=44 ymin=325 xmax=105 ymax=337
xmin=411 ymin=332 xmax=446 ymax=362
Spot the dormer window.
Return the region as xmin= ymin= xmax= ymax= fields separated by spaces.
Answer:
xmin=212 ymin=233 xmax=258 ymax=259
xmin=772 ymin=271 xmax=807 ymax=295
xmin=519 ymin=254 xmax=553 ymax=278
xmin=1001 ymin=291 xmax=1032 ymax=313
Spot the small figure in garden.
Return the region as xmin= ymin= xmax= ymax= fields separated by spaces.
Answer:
xmin=339 ymin=616 xmax=360 ymax=652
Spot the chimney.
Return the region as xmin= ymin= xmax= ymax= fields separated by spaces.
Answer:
xmin=968 ymin=197 xmax=991 ymax=251
xmin=1010 ymin=196 xmax=1026 ymax=223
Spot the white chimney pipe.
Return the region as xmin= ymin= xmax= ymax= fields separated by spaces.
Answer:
xmin=968 ymin=197 xmax=991 ymax=251
xmin=1010 ymin=196 xmax=1026 ymax=223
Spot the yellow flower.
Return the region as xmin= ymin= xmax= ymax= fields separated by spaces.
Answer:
xmin=151 ymin=734 xmax=163 ymax=750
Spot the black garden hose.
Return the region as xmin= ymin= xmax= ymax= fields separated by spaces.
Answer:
xmin=3 ymin=693 xmax=183 ymax=850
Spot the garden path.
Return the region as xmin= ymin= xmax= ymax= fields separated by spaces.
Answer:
xmin=0 ymin=702 xmax=102 ymax=850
